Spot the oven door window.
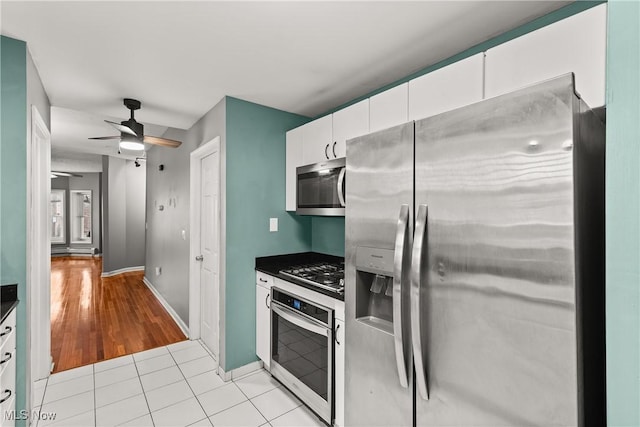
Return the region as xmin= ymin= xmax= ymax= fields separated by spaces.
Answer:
xmin=297 ymin=167 xmax=344 ymax=209
xmin=272 ymin=310 xmax=329 ymax=400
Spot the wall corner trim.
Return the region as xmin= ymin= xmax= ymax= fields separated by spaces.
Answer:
xmin=142 ymin=276 xmax=189 ymax=338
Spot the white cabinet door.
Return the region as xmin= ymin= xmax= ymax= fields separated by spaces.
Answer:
xmin=302 ymin=115 xmax=333 ymax=165
xmin=369 ymin=83 xmax=409 ymax=133
xmin=485 ymin=4 xmax=607 ymax=107
xmin=256 ymin=283 xmax=271 ymax=368
xmin=285 ymin=126 xmax=303 ymax=212
xmin=334 ymin=318 xmax=345 ymax=427
xmin=0 ymin=309 xmax=16 ymax=427
xmin=409 ymin=53 xmax=484 ymax=121
xmin=332 ymin=99 xmax=369 ymax=158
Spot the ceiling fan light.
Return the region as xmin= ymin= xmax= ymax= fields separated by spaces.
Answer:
xmin=119 ymin=134 xmax=145 ymax=151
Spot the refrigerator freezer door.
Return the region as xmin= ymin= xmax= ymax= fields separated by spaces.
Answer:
xmin=345 ymin=122 xmax=414 ymax=426
xmin=411 ymin=204 xmax=430 ymax=401
xmin=414 ymin=75 xmax=579 ymax=425
xmin=393 ymin=204 xmax=411 ymax=388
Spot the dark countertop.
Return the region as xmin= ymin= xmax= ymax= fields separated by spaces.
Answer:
xmin=1 ymin=284 xmax=19 ymax=324
xmin=256 ymin=252 xmax=345 ymax=301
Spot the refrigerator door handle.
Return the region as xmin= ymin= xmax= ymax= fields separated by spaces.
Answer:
xmin=337 ymin=168 xmax=346 ymax=207
xmin=411 ymin=204 xmax=429 ymax=400
xmin=393 ymin=204 xmax=410 ymax=388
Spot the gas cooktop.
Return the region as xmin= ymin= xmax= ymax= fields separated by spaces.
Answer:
xmin=279 ymin=262 xmax=344 ymax=295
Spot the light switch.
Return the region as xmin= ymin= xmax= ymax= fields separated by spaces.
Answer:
xmin=155 ymin=267 xmax=162 ymax=276
xmin=269 ymin=218 xmax=278 ymax=232
xmin=181 ymin=229 xmax=186 ymax=240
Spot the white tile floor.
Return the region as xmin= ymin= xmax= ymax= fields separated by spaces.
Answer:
xmin=32 ymin=340 xmax=325 ymax=427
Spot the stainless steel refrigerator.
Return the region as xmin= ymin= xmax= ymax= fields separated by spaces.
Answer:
xmin=344 ymin=74 xmax=605 ymax=426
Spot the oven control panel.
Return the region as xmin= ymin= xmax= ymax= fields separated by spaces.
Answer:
xmin=272 ymin=288 xmax=329 ymax=325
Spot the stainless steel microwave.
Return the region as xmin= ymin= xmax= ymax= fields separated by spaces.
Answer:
xmin=296 ymin=157 xmax=345 ymax=216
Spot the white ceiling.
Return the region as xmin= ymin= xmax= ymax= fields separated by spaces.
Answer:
xmin=2 ymin=1 xmax=571 ymax=167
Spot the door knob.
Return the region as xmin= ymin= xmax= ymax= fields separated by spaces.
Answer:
xmin=195 ymin=255 xmax=204 ymax=261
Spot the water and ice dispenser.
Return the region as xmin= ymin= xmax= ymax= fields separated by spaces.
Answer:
xmin=355 ymin=246 xmax=395 ymax=335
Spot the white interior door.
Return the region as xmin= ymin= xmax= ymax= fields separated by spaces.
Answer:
xmin=199 ymin=149 xmax=220 ymax=357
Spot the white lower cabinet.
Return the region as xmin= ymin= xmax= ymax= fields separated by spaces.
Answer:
xmin=0 ymin=308 xmax=17 ymax=427
xmin=256 ymin=273 xmax=273 ymax=369
xmin=334 ymin=318 xmax=345 ymax=427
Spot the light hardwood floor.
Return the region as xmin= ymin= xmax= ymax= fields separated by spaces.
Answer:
xmin=50 ymin=256 xmax=186 ymax=373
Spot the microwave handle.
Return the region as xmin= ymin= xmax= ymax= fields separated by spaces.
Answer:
xmin=337 ymin=168 xmax=346 ymax=208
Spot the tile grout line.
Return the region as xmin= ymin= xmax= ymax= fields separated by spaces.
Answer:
xmin=93 ymin=355 xmax=136 ymax=375
xmin=166 ymin=344 xmax=212 ymax=424
xmin=34 ymin=376 xmax=50 ymax=427
xmin=233 ymin=377 xmax=270 ymax=424
xmin=92 ymin=364 xmax=97 ymax=427
xmin=232 ymin=369 xmax=305 ymax=424
xmin=39 ymin=374 xmax=95 ymax=407
xmin=131 ymin=348 xmax=156 ymax=427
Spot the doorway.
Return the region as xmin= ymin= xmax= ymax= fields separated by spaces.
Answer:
xmin=28 ymin=106 xmax=52 ymax=387
xmin=189 ymin=137 xmax=222 ymax=363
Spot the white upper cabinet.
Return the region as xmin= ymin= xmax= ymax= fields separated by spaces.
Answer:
xmin=285 ymin=126 xmax=303 ymax=212
xmin=409 ymin=53 xmax=485 ymax=121
xmin=286 ymin=101 xmax=369 ymax=210
xmin=302 ymin=115 xmax=333 ymax=165
xmin=485 ymin=4 xmax=607 ymax=107
xmin=369 ymin=83 xmax=409 ymax=133
xmin=332 ymin=99 xmax=369 ymax=158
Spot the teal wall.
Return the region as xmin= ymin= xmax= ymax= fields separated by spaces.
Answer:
xmin=224 ymin=97 xmax=310 ymax=370
xmin=0 ymin=36 xmax=28 ymax=424
xmin=605 ymin=1 xmax=640 ymax=425
xmin=311 ymin=217 xmax=345 ymax=256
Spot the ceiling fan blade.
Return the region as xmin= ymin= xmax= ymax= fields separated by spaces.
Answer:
xmin=143 ymin=135 xmax=182 ymax=148
xmin=52 ymin=171 xmax=83 ymax=178
xmin=89 ymin=136 xmax=120 ymax=140
xmin=105 ymin=120 xmax=137 ymax=136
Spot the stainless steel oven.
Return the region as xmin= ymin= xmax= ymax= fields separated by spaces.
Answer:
xmin=296 ymin=157 xmax=345 ymax=216
xmin=270 ymin=287 xmax=334 ymax=424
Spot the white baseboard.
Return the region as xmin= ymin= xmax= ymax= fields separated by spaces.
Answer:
xmin=218 ymin=360 xmax=263 ymax=382
xmin=101 ymin=266 xmax=145 ymax=277
xmin=51 ymin=253 xmax=102 ymax=258
xmin=142 ymin=276 xmax=189 ymax=338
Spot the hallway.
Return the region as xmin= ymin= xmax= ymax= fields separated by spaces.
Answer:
xmin=51 ymin=257 xmax=186 ymax=373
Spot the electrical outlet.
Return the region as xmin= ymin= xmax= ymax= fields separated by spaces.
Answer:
xmin=269 ymin=218 xmax=278 ymax=232
xmin=155 ymin=267 xmax=162 ymax=276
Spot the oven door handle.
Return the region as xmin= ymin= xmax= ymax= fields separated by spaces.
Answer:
xmin=272 ymin=303 xmax=329 ymax=337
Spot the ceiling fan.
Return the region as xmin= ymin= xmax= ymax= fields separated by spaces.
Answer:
xmin=51 ymin=171 xmax=83 ymax=178
xmin=89 ymin=98 xmax=182 ymax=151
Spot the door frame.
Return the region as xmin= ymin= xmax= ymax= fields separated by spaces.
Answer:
xmin=189 ymin=136 xmax=222 ymax=362
xmin=27 ymin=106 xmax=52 ymax=399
